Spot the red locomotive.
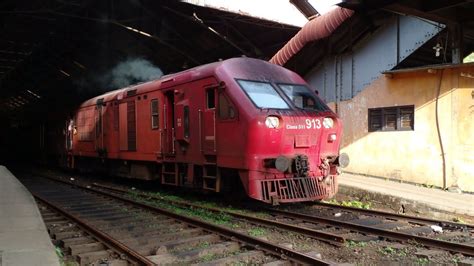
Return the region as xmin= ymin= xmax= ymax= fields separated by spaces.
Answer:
xmin=66 ymin=57 xmax=348 ymax=204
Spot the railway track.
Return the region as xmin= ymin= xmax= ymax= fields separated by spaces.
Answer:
xmin=21 ymin=175 xmax=331 ymax=265
xmin=84 ymin=181 xmax=474 ymax=257
xmin=37 ymin=200 xmax=153 ymax=265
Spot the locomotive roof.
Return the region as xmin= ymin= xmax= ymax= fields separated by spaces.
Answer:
xmin=79 ymin=57 xmax=300 ymax=108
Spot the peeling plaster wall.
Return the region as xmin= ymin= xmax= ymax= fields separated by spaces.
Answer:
xmin=334 ymin=66 xmax=474 ymax=192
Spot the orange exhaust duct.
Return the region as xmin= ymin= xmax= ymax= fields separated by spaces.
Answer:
xmin=270 ymin=7 xmax=354 ymax=66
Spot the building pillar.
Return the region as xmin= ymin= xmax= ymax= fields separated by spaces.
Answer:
xmin=450 ymin=23 xmax=462 ymax=64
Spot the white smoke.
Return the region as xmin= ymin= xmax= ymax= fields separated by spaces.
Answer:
xmin=107 ymin=58 xmax=163 ymax=88
xmin=74 ymin=58 xmax=163 ymax=94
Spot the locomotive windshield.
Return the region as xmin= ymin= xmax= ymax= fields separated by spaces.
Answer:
xmin=237 ymin=80 xmax=289 ymax=109
xmin=278 ymin=84 xmax=330 ymax=112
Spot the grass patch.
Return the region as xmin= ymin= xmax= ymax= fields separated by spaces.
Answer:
xmin=453 ymin=217 xmax=466 ymax=224
xmin=127 ymin=189 xmax=272 ymax=227
xmin=341 ymin=200 xmax=371 ymax=209
xmin=324 ymin=199 xmax=371 ymax=209
xmin=129 ymin=192 xmax=236 ymax=227
xmin=378 ymin=246 xmax=397 ymax=256
xmin=416 ymin=257 xmax=429 ymax=265
xmin=55 ymin=246 xmax=64 ymax=260
xmin=248 ymin=227 xmax=266 ymax=237
xmin=200 ymin=253 xmax=218 ymax=262
xmin=377 ymin=246 xmax=409 ymax=258
xmin=56 ymin=246 xmax=77 ymax=266
xmin=345 ymin=240 xmax=367 ymax=248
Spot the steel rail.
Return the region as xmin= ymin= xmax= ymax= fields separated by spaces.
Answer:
xmin=39 ymin=176 xmax=331 ymax=265
xmin=92 ymin=183 xmax=345 ymax=246
xmin=310 ymin=201 xmax=474 ymax=230
xmin=264 ymin=208 xmax=474 ymax=256
xmin=33 ymin=193 xmax=156 ymax=266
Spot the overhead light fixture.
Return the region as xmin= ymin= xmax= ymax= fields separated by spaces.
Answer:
xmin=73 ymin=61 xmax=86 ymax=69
xmin=59 ymin=69 xmax=71 ymax=77
xmin=115 ymin=22 xmax=152 ymax=38
xmin=26 ymin=90 xmax=41 ymax=99
xmin=433 ymin=43 xmax=443 ymax=57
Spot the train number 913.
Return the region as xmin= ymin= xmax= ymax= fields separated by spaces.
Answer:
xmin=305 ymin=118 xmax=321 ymax=129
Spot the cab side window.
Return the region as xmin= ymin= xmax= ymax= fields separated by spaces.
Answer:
xmin=184 ymin=106 xmax=190 ymax=139
xmin=218 ymin=92 xmax=236 ymax=120
xmin=206 ymin=89 xmax=215 ymax=109
xmin=151 ymin=99 xmax=159 ymax=129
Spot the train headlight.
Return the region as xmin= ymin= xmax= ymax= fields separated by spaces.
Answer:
xmin=323 ymin=117 xmax=334 ymax=128
xmin=265 ymin=116 xmax=280 ymax=129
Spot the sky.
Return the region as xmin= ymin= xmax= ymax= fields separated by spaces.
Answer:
xmin=182 ymin=0 xmax=342 ymax=27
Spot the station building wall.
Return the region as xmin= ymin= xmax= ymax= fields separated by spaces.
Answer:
xmin=328 ymin=65 xmax=474 ymax=192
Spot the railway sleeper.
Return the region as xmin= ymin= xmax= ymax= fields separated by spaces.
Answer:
xmin=45 ymin=220 xmax=71 ymax=227
xmin=99 ymin=223 xmax=172 ymax=236
xmin=62 ymin=203 xmax=120 ymax=211
xmin=92 ymin=216 xmax=165 ymax=228
xmin=68 ymin=208 xmax=138 ymax=217
xmin=155 ymin=234 xmax=222 ymax=253
xmin=69 ymin=242 xmax=106 ymax=256
xmin=74 ymin=211 xmax=137 ymax=220
xmin=119 ymin=228 xmax=203 ymax=246
xmin=136 ymin=234 xmax=221 ymax=255
xmin=147 ymin=241 xmax=241 ymax=264
xmin=41 ymin=213 xmax=61 ymax=219
xmin=101 ymin=220 xmax=186 ymax=236
xmin=48 ymin=224 xmax=78 ymax=234
xmin=54 ymin=230 xmax=84 ymax=240
xmin=43 ymin=216 xmax=66 ymax=223
xmin=61 ymin=236 xmax=96 ymax=248
xmin=76 ymin=249 xmax=114 ymax=265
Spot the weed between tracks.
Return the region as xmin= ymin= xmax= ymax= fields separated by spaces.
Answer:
xmin=378 ymin=246 xmax=408 ymax=257
xmin=415 ymin=257 xmax=429 ymax=265
xmin=247 ymin=227 xmax=266 ymax=237
xmin=345 ymin=240 xmax=367 ymax=248
xmin=128 ymin=191 xmax=236 ymax=227
xmin=55 ymin=245 xmax=77 ymax=266
xmin=127 ymin=189 xmax=271 ymax=226
xmin=324 ymin=199 xmax=372 ymax=209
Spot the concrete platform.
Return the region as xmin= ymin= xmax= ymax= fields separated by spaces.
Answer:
xmin=0 ymin=165 xmax=60 ymax=266
xmin=338 ymin=172 xmax=474 ymax=220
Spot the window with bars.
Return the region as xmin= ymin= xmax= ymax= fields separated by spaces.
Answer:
xmin=151 ymin=99 xmax=159 ymax=129
xmin=368 ymin=105 xmax=414 ymax=132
